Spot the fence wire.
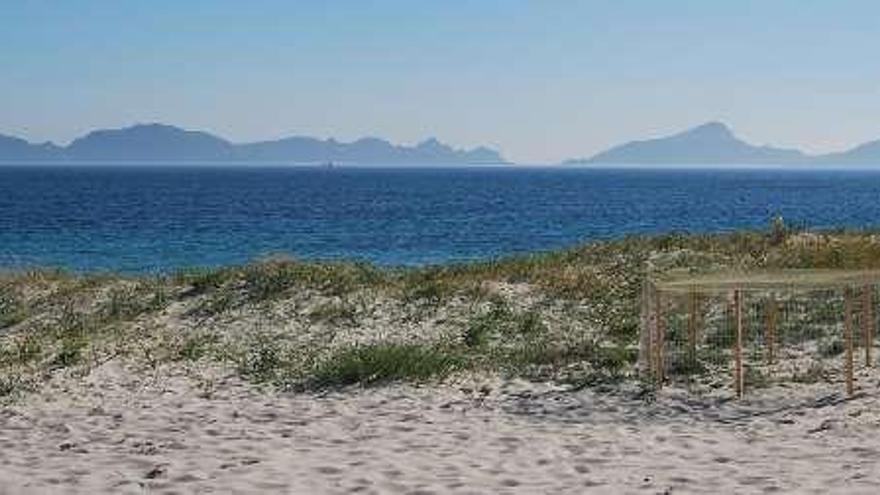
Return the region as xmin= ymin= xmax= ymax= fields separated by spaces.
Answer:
xmin=641 ymin=282 xmax=878 ymax=398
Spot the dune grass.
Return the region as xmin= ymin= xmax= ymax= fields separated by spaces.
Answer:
xmin=3 ymin=221 xmax=880 ymax=398
xmin=308 ymin=344 xmax=464 ymax=388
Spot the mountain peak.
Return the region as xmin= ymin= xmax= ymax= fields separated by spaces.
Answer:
xmin=67 ymin=123 xmax=233 ymax=160
xmin=417 ymin=137 xmax=450 ymax=151
xmin=681 ymin=121 xmax=734 ymax=139
xmin=134 ymin=123 xmax=187 ymax=133
xmin=89 ymin=122 xmax=181 ymax=134
xmin=582 ymin=122 xmax=803 ymax=165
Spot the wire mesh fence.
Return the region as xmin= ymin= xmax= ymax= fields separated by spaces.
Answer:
xmin=639 ymin=270 xmax=880 ymax=398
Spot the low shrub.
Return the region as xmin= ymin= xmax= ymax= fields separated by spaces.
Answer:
xmin=236 ymin=332 xmax=284 ymax=383
xmin=308 ymin=343 xmax=462 ymax=388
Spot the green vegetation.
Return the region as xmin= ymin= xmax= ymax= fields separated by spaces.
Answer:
xmin=819 ymin=338 xmax=845 ymax=358
xmin=0 ymin=374 xmax=23 ymax=398
xmin=309 ymin=344 xmax=463 ymax=388
xmin=792 ymin=362 xmax=826 ymax=384
xmin=180 ymin=259 xmax=383 ymax=301
xmin=308 ymin=300 xmax=358 ymax=325
xmin=174 ymin=332 xmax=220 ymax=362
xmin=235 ymin=331 xmax=285 ymax=383
xmin=0 ymin=286 xmax=27 ymax=330
xmin=3 ymin=224 xmax=880 ymax=399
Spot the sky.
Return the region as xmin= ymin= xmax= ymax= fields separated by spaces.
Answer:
xmin=1 ymin=0 xmax=879 ymax=163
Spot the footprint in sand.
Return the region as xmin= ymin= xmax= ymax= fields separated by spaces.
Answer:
xmin=315 ymin=465 xmax=344 ymax=476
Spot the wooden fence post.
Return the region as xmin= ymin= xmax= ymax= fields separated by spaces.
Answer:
xmin=734 ymin=289 xmax=744 ymax=399
xmin=864 ymin=285 xmax=873 ymax=368
xmin=844 ymin=287 xmax=854 ymax=397
xmin=646 ymin=282 xmax=658 ymax=386
xmin=766 ymin=294 xmax=777 ymax=365
xmin=639 ymin=281 xmax=651 ymax=379
xmin=688 ymin=286 xmax=698 ymax=366
xmin=655 ymin=288 xmax=665 ymax=387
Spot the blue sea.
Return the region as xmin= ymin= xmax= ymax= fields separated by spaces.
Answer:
xmin=2 ymin=165 xmax=880 ymax=273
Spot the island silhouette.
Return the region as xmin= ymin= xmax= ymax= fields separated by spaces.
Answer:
xmin=0 ymin=123 xmax=505 ymax=164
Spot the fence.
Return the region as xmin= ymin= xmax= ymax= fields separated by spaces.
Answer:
xmin=639 ymin=270 xmax=880 ymax=398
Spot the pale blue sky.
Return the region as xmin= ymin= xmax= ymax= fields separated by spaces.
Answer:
xmin=2 ymin=1 xmax=879 ymax=162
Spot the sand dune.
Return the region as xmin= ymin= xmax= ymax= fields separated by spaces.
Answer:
xmin=2 ymin=361 xmax=879 ymax=494
xmin=4 ymin=236 xmax=880 ymax=494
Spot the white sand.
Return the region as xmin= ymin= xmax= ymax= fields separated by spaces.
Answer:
xmin=2 ymin=362 xmax=880 ymax=494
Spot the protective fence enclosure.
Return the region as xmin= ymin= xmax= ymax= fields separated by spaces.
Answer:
xmin=639 ymin=270 xmax=880 ymax=398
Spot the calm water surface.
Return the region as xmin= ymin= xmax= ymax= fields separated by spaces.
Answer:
xmin=2 ymin=165 xmax=879 ymax=272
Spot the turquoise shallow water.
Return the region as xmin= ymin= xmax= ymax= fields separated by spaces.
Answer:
xmin=2 ymin=165 xmax=880 ymax=272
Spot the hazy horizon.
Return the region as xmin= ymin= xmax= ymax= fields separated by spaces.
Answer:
xmin=2 ymin=1 xmax=879 ymax=163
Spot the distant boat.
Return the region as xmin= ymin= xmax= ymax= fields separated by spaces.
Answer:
xmin=321 ymin=161 xmax=335 ymax=169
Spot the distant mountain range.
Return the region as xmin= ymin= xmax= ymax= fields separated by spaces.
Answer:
xmin=0 ymin=124 xmax=506 ymax=164
xmin=6 ymin=121 xmax=880 ymax=166
xmin=566 ymin=122 xmax=880 ymax=165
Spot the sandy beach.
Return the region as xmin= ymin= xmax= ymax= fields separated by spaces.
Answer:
xmin=4 ymin=234 xmax=880 ymax=494
xmin=3 ymin=360 xmax=880 ymax=494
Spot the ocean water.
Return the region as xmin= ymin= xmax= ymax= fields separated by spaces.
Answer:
xmin=2 ymin=165 xmax=880 ymax=273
